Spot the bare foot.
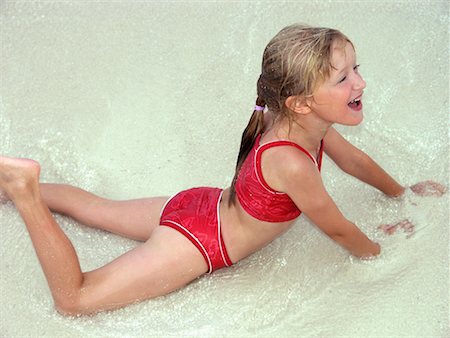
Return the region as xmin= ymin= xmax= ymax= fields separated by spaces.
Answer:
xmin=378 ymin=219 xmax=415 ymax=238
xmin=410 ymin=180 xmax=447 ymax=197
xmin=0 ymin=156 xmax=41 ymax=201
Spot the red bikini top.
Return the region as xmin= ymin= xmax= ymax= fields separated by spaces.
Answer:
xmin=235 ymin=134 xmax=323 ymax=222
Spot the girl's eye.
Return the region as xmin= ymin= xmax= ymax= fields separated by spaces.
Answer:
xmin=338 ymin=76 xmax=347 ymax=83
xmin=338 ymin=64 xmax=360 ymax=84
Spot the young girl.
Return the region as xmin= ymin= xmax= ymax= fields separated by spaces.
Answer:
xmin=0 ymin=24 xmax=446 ymax=316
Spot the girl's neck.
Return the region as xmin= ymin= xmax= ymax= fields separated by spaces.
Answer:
xmin=269 ymin=114 xmax=330 ymax=156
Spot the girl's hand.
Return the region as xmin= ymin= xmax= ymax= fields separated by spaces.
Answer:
xmin=378 ymin=219 xmax=415 ymax=238
xmin=409 ymin=180 xmax=447 ymax=197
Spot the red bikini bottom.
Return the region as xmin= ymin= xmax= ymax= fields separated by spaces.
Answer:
xmin=159 ymin=187 xmax=233 ymax=273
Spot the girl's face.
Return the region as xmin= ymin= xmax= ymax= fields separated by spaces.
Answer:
xmin=308 ymin=40 xmax=366 ymax=126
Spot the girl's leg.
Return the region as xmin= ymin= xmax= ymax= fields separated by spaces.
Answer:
xmin=40 ymin=183 xmax=169 ymax=241
xmin=0 ymin=157 xmax=208 ymax=315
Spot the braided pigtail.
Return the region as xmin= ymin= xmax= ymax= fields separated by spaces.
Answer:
xmin=228 ymin=96 xmax=266 ymax=205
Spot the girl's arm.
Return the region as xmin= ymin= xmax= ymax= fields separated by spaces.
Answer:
xmin=323 ymin=127 xmax=405 ymax=197
xmin=266 ymin=148 xmax=380 ymax=259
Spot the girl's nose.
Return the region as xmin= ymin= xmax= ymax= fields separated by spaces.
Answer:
xmin=354 ymin=74 xmax=366 ymax=91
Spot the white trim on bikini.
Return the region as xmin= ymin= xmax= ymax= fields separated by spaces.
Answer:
xmin=160 ymin=219 xmax=213 ymax=273
xmin=159 ymin=192 xmax=179 ymax=218
xmin=216 ymin=190 xmax=231 ymax=268
xmin=258 ymin=140 xmax=319 ymax=166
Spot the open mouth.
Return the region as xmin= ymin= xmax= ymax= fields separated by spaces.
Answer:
xmin=348 ymin=97 xmax=362 ymax=110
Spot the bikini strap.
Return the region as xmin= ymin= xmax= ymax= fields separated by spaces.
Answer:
xmin=252 ymin=134 xmax=323 ymax=194
xmin=255 ymin=134 xmax=322 ymax=168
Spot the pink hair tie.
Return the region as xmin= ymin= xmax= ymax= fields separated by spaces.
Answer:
xmin=255 ymin=105 xmax=265 ymax=111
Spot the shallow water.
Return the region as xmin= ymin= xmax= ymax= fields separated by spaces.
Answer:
xmin=1 ymin=1 xmax=449 ymax=337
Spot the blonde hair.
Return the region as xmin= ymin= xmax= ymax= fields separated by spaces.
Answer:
xmin=229 ymin=24 xmax=352 ymax=204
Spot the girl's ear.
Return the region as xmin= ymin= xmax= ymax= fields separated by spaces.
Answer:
xmin=285 ymin=95 xmax=311 ymax=115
